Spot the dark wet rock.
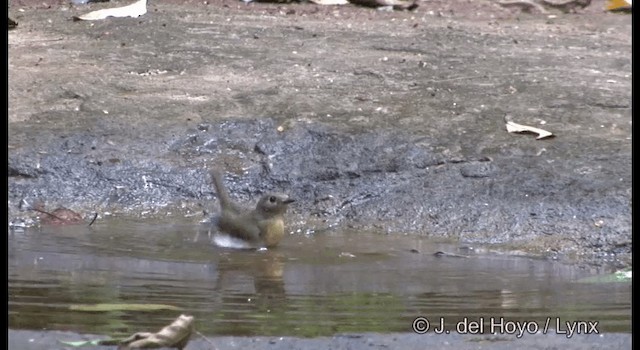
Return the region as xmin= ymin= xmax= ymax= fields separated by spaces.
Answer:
xmin=9 ymin=115 xmax=630 ymax=267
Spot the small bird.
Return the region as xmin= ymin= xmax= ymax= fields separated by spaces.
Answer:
xmin=210 ymin=169 xmax=294 ymax=248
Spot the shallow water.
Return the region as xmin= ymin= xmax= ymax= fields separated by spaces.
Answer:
xmin=8 ymin=218 xmax=630 ymax=338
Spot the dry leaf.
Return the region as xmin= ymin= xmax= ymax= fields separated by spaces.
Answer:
xmin=309 ymin=0 xmax=349 ymax=4
xmin=119 ymin=314 xmax=195 ymax=350
xmin=434 ymin=251 xmax=469 ymax=258
xmin=348 ymin=0 xmax=418 ymax=10
xmin=498 ymin=0 xmax=592 ymax=13
xmin=606 ymin=0 xmax=631 ymax=11
xmin=504 ymin=115 xmax=554 ymax=140
xmin=74 ymin=0 xmax=147 ymax=21
xmin=33 ymin=205 xmax=85 ymax=225
xmin=497 ymin=0 xmax=549 ymax=13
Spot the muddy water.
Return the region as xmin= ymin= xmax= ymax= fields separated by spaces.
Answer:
xmin=8 ymin=218 xmax=630 ymax=338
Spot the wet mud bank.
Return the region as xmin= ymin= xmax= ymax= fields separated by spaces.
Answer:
xmin=8 ymin=0 xmax=631 ymax=267
xmin=7 ymin=329 xmax=633 ymax=350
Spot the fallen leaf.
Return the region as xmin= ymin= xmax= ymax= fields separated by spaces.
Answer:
xmin=70 ymin=303 xmax=181 ymax=312
xmin=120 ymin=314 xmax=195 ymax=349
xmin=58 ymin=315 xmax=197 ymax=349
xmin=59 ymin=339 xmax=110 ymax=347
xmin=576 ymin=269 xmax=631 ymax=283
xmin=74 ymin=0 xmax=147 ymax=21
xmin=348 ymin=0 xmax=418 ymax=10
xmin=309 ymin=0 xmax=348 ymax=4
xmin=34 ymin=206 xmax=85 ymax=225
xmin=606 ymin=0 xmax=631 ymax=11
xmin=434 ymin=251 xmax=468 ymax=258
xmin=504 ymin=115 xmax=554 ymax=140
xmin=339 ymin=252 xmax=356 ymax=258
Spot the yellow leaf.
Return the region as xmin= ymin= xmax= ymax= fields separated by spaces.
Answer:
xmin=607 ymin=0 xmax=632 ymax=11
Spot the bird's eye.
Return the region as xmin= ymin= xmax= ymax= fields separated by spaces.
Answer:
xmin=269 ymin=196 xmax=277 ymax=203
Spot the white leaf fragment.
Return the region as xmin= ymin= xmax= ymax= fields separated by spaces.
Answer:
xmin=505 ymin=116 xmax=554 ymax=140
xmin=75 ymin=0 xmax=147 ymax=21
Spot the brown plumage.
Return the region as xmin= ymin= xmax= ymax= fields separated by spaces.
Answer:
xmin=210 ymin=169 xmax=294 ymax=248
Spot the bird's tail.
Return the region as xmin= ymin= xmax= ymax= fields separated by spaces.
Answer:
xmin=210 ymin=168 xmax=236 ymax=213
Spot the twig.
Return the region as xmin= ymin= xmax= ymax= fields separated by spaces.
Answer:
xmin=88 ymin=213 xmax=99 ymax=227
xmin=19 ymin=38 xmax=65 ymax=42
xmin=195 ymin=330 xmax=217 ymax=350
xmin=29 ymin=207 xmax=65 ymax=221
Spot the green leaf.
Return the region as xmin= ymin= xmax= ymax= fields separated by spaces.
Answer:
xmin=58 ymin=339 xmax=108 ymax=347
xmin=69 ymin=303 xmax=181 ymax=312
xmin=576 ymin=270 xmax=631 ymax=283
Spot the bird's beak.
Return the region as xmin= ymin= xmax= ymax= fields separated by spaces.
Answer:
xmin=283 ymin=198 xmax=295 ymax=204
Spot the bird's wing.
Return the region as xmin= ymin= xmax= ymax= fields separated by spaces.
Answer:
xmin=217 ymin=212 xmax=262 ymax=242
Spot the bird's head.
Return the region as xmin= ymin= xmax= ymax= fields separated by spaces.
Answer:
xmin=255 ymin=193 xmax=295 ymax=215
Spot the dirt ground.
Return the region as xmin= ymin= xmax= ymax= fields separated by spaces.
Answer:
xmin=7 ymin=1 xmax=633 ymax=349
xmin=8 ymin=0 xmax=632 ymax=268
